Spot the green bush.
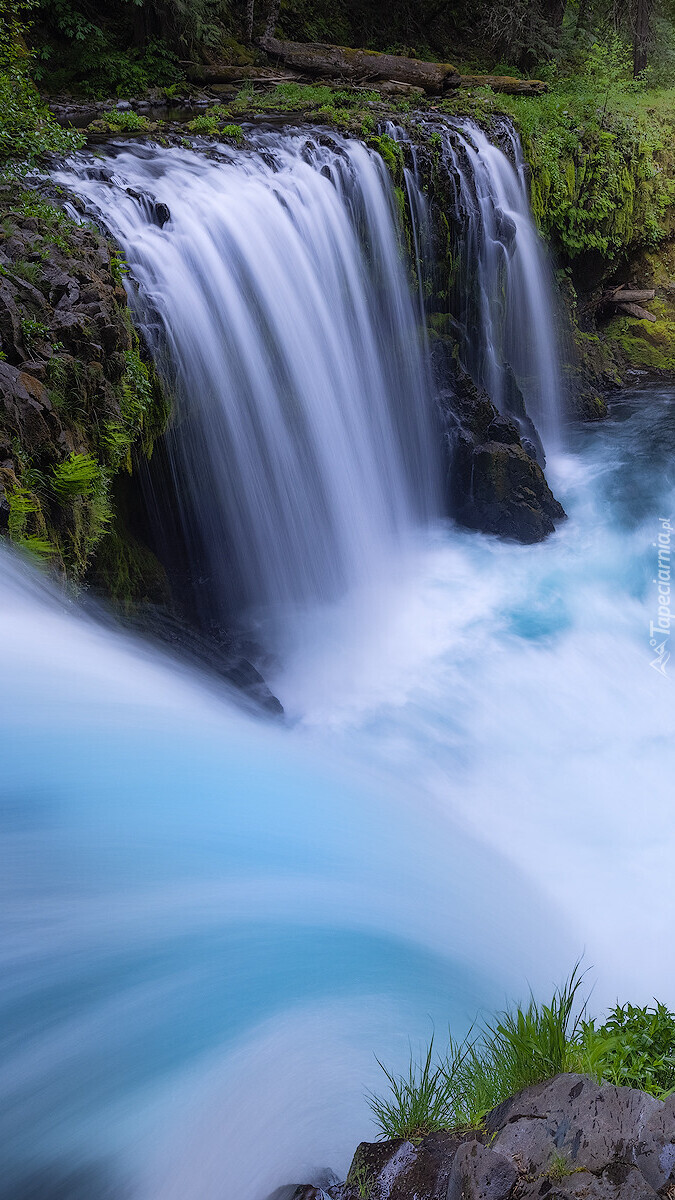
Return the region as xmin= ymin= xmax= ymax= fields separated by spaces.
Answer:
xmin=0 ymin=6 xmax=83 ymax=164
xmin=498 ymin=39 xmax=675 ymax=258
xmin=579 ymin=1003 xmax=675 ymax=1097
xmin=102 ymin=109 xmax=150 ymax=132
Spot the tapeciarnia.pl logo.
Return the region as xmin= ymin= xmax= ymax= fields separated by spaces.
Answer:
xmin=649 ymin=517 xmax=672 ymax=676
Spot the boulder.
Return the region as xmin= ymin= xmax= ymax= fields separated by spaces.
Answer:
xmin=438 ymin=377 xmax=565 ymax=543
xmin=486 ymin=1074 xmax=663 ymax=1177
xmin=446 ymin=1142 xmax=518 ymax=1200
xmin=290 ymin=1075 xmax=675 ymax=1200
xmin=338 ymin=1132 xmax=472 ymax=1199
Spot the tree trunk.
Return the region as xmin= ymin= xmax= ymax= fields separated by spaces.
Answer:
xmin=633 ymin=0 xmax=651 ymax=75
xmin=542 ymin=0 xmax=567 ymax=30
xmin=259 ymin=37 xmax=460 ymax=92
xmin=245 ymin=0 xmax=255 ymax=44
xmin=264 ymin=0 xmax=281 ymax=40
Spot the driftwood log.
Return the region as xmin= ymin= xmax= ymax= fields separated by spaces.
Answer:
xmin=602 ymin=285 xmax=657 ymax=322
xmin=185 ymin=43 xmax=549 ymax=97
xmin=183 ymin=63 xmax=302 ymax=85
xmin=259 ymin=37 xmax=461 ymax=93
xmin=458 ymin=74 xmax=548 ymax=94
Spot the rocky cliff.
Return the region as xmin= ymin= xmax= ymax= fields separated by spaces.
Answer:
xmin=287 ymin=1073 xmax=675 ymax=1200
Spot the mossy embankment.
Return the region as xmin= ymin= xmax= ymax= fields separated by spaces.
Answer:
xmin=0 ymin=180 xmax=170 ymax=597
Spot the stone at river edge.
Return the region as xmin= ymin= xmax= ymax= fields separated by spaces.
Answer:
xmin=438 ymin=377 xmax=566 ymax=544
xmin=287 ymin=1074 xmax=675 ymax=1200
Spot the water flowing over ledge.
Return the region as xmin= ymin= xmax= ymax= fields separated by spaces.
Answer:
xmin=56 ymin=131 xmax=441 ymax=618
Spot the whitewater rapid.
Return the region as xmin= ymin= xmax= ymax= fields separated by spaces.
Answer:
xmin=2 ymin=389 xmax=673 ymax=1199
xmin=3 ymin=122 xmax=673 ymax=1199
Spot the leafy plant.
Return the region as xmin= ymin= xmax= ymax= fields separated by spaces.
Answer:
xmin=102 ymin=109 xmax=150 ymax=132
xmin=579 ymin=1003 xmax=675 ymax=1097
xmin=20 ymin=316 xmax=51 ymax=352
xmin=51 ymin=452 xmax=105 ymax=499
xmin=0 ymin=3 xmax=83 ymax=164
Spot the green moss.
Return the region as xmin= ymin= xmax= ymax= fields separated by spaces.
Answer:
xmin=368 ymin=133 xmax=404 ymax=185
xmin=604 ymin=314 xmax=675 ymax=370
xmin=88 ymin=524 xmax=169 ymax=609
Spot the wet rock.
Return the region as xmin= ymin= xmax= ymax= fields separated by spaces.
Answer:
xmin=438 ymin=376 xmax=565 ymax=543
xmin=516 ymin=1165 xmax=658 ymax=1200
xmin=337 ymin=1132 xmax=470 ymax=1200
xmin=292 ymin=1076 xmax=675 ymax=1200
xmin=486 ymin=1074 xmax=663 ymax=1177
xmin=447 ymin=1141 xmax=518 ymax=1200
xmin=0 ymin=362 xmax=65 ymax=457
xmin=634 ymin=1094 xmax=675 ymax=1191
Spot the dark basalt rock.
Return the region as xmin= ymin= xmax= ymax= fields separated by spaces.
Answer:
xmin=438 ymin=374 xmax=566 ymax=544
xmin=297 ymin=1074 xmax=675 ymax=1200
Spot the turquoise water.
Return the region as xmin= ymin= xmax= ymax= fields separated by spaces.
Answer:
xmin=2 ymin=390 xmax=673 ymax=1196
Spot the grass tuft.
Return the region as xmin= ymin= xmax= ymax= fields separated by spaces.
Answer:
xmin=368 ymin=968 xmax=675 ymax=1141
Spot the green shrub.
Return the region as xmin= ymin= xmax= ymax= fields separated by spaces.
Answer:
xmin=579 ymin=1003 xmax=675 ymax=1097
xmin=0 ymin=6 xmax=83 ymax=164
xmin=103 ymin=109 xmax=150 ymax=132
xmin=497 ymin=39 xmax=675 ymax=259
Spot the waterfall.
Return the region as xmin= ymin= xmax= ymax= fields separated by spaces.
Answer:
xmin=438 ymin=119 xmax=563 ymax=450
xmin=55 ymin=133 xmax=439 ymax=619
xmin=394 ymin=118 xmax=564 ymax=455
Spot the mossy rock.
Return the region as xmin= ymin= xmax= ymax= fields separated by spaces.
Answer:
xmin=604 ymin=314 xmax=675 ymax=372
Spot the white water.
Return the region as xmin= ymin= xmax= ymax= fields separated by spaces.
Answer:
xmin=3 ymin=126 xmax=673 ymax=1199
xmin=2 ymin=389 xmax=673 ymax=1199
xmin=431 ymin=119 xmax=564 ymax=452
xmin=0 ymin=543 xmax=566 ymax=1199
xmin=55 ymin=133 xmax=439 ymax=616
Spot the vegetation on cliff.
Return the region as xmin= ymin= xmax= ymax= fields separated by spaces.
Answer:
xmin=0 ymin=180 xmax=169 ymax=581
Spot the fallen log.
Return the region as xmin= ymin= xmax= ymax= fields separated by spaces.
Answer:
xmin=183 ymin=63 xmax=302 ymax=85
xmin=616 ymin=301 xmax=657 ymax=322
xmin=260 ymin=36 xmax=460 ymax=93
xmin=458 ymin=74 xmax=548 ymax=94
xmin=605 ymin=287 xmax=656 ymax=304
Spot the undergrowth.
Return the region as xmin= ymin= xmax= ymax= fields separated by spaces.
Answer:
xmin=369 ymin=968 xmax=675 ymax=1141
xmin=0 ymin=4 xmax=83 ymax=164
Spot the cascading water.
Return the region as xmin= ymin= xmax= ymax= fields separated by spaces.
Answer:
xmin=0 ymin=542 xmax=566 ymax=1200
xmin=5 ymin=117 xmax=673 ymax=1200
xmin=55 ymin=133 xmax=439 ymax=619
xmin=395 ymin=118 xmax=564 ymax=454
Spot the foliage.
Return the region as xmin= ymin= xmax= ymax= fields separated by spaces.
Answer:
xmin=102 ymin=108 xmax=150 ymax=131
xmin=31 ymin=6 xmax=183 ymax=99
xmin=0 ymin=3 xmax=83 ymax=163
xmin=488 ymin=40 xmax=675 ymax=259
xmin=51 ymin=451 xmax=106 ymax=499
xmin=579 ymin=1003 xmax=675 ymax=1096
xmin=368 ymin=971 xmax=675 ymax=1141
xmin=20 ymin=315 xmax=51 ymax=351
xmin=228 ymin=81 xmax=380 ymax=114
xmin=367 ymin=1038 xmax=455 ymax=1142
xmin=186 ymin=107 xmax=244 ymax=139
